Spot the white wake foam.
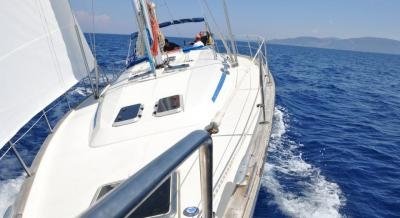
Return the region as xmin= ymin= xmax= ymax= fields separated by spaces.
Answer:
xmin=0 ymin=176 xmax=24 ymax=217
xmin=262 ymin=106 xmax=345 ymax=218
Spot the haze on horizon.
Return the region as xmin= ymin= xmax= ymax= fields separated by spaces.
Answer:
xmin=71 ymin=0 xmax=400 ymax=41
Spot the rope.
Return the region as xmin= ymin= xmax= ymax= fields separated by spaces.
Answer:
xmin=0 ymin=145 xmax=13 ymax=161
xmin=197 ymin=0 xmax=233 ymax=59
xmin=91 ymin=0 xmax=102 ymax=95
xmin=35 ymin=0 xmax=66 ymax=89
xmin=91 ymin=0 xmax=97 ymax=58
xmin=84 ymin=0 xmax=95 ymax=56
xmin=12 ymin=114 xmax=45 ymax=145
xmin=161 ymin=0 xmax=183 ymax=36
xmin=44 ymin=96 xmax=65 ymax=114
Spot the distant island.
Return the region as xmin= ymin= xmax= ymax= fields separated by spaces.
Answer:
xmin=268 ymin=37 xmax=400 ymax=55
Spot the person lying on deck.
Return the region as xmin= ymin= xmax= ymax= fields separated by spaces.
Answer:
xmin=191 ymin=33 xmax=204 ymax=47
xmin=163 ymin=39 xmax=180 ymax=52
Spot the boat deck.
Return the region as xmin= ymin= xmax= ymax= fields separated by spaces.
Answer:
xmin=13 ymin=47 xmax=275 ymax=218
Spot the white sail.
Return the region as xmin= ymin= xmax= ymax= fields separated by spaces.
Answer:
xmin=0 ymin=0 xmax=95 ymax=148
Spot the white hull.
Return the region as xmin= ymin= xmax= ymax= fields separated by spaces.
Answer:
xmin=11 ymin=47 xmax=275 ymax=218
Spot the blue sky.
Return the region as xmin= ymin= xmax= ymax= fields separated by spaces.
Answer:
xmin=71 ymin=0 xmax=400 ymax=40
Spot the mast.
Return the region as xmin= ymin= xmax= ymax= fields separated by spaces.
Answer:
xmin=147 ymin=1 xmax=164 ymax=65
xmin=132 ymin=0 xmax=164 ymax=73
xmin=132 ymin=0 xmax=156 ymax=73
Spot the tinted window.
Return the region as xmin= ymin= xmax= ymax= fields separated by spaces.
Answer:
xmin=94 ymin=177 xmax=172 ymax=218
xmin=113 ymin=104 xmax=143 ymax=126
xmin=154 ymin=95 xmax=183 ymax=117
xmin=127 ymin=178 xmax=171 ymax=217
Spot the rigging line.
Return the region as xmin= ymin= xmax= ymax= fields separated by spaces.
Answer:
xmin=161 ymin=0 xmax=183 ymax=37
xmin=13 ymin=114 xmax=45 ymax=145
xmin=68 ymin=1 xmax=96 ymax=93
xmin=35 ymin=0 xmax=66 ymax=88
xmin=0 ymin=145 xmax=13 ymax=161
xmin=11 ymin=89 xmax=72 ymax=147
xmin=44 ymin=97 xmax=64 ymax=114
xmin=222 ymin=0 xmax=238 ymax=62
xmin=199 ymin=0 xmax=224 ymax=38
xmin=198 ymin=0 xmax=233 ymax=59
xmin=73 ymin=0 xmax=94 ymax=55
xmin=91 ymin=0 xmax=97 ymax=58
xmin=91 ymin=0 xmax=101 ymax=97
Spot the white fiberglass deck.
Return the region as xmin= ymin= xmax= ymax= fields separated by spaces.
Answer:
xmin=16 ymin=47 xmax=268 ymax=218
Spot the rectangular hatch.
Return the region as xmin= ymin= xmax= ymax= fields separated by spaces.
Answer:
xmin=113 ymin=103 xmax=144 ymax=127
xmin=91 ymin=175 xmax=177 ymax=217
xmin=154 ymin=95 xmax=183 ymax=117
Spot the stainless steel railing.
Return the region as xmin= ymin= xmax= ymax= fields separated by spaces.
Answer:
xmin=214 ymin=34 xmax=269 ymax=69
xmin=232 ymin=35 xmax=270 ymax=124
xmin=0 ymin=58 xmax=138 ymax=181
xmin=234 ymin=34 xmax=268 ymax=65
xmin=0 ymin=70 xmax=116 ymax=179
xmin=80 ymin=130 xmax=213 ymax=218
xmin=0 ymin=88 xmax=77 ymax=177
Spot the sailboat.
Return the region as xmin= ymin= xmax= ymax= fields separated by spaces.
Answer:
xmin=1 ymin=0 xmax=275 ymax=217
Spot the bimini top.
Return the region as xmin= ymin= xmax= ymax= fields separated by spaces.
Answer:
xmin=129 ymin=17 xmax=205 ymax=40
xmin=158 ymin=17 xmax=205 ymax=28
xmin=126 ymin=17 xmax=205 ymax=68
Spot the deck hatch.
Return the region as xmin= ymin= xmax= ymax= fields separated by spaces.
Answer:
xmin=154 ymin=95 xmax=183 ymax=117
xmin=113 ymin=103 xmax=144 ymax=126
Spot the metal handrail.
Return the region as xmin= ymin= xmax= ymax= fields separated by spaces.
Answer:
xmin=0 ymin=74 xmax=112 ymax=177
xmin=80 ymin=130 xmax=213 ymax=218
xmin=0 ymin=58 xmax=128 ymax=172
xmin=251 ymin=39 xmax=265 ymax=63
xmin=215 ymin=34 xmax=267 ymax=66
xmin=0 ymin=95 xmax=66 ymax=175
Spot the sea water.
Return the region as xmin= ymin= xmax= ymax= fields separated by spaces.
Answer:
xmin=253 ymin=45 xmax=400 ymax=218
xmin=1 ymin=34 xmax=399 ymax=218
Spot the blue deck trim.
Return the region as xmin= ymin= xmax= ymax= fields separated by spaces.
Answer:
xmin=212 ymin=72 xmax=227 ymax=102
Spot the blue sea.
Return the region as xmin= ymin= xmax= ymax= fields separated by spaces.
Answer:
xmin=1 ymin=34 xmax=400 ymax=218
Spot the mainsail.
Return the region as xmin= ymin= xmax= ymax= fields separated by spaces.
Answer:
xmin=0 ymin=0 xmax=95 ymax=147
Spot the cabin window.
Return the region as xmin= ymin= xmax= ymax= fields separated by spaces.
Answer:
xmin=127 ymin=178 xmax=171 ymax=217
xmin=154 ymin=95 xmax=183 ymax=117
xmin=92 ymin=176 xmax=176 ymax=218
xmin=113 ymin=104 xmax=144 ymax=127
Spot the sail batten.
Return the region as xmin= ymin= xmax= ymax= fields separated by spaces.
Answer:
xmin=0 ymin=0 xmax=95 ymax=148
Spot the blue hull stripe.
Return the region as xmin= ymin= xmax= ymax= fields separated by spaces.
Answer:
xmin=212 ymin=72 xmax=227 ymax=102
